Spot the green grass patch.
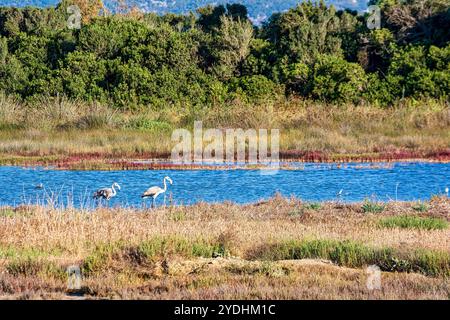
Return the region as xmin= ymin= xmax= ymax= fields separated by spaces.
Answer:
xmin=169 ymin=211 xmax=186 ymax=222
xmin=412 ymin=201 xmax=429 ymax=213
xmin=362 ymin=201 xmax=385 ymax=213
xmin=287 ymin=209 xmax=303 ymax=217
xmin=6 ymin=257 xmax=66 ymax=279
xmin=251 ymin=239 xmax=450 ymax=277
xmin=0 ymin=208 xmax=16 ymax=217
xmin=126 ymin=118 xmax=173 ymax=132
xmin=82 ymin=241 xmax=126 ymax=275
xmin=1 ymin=246 xmax=66 ymax=279
xmin=82 ymin=237 xmax=228 ymax=275
xmin=304 ymin=203 xmax=322 ymax=210
xmin=378 ymin=215 xmax=448 ymax=230
xmin=136 ymin=237 xmax=226 ymax=261
xmin=0 ymin=246 xmax=62 ymax=259
xmin=288 ymin=202 xmax=322 ymax=216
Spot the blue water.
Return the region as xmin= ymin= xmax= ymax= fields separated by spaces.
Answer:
xmin=0 ymin=162 xmax=448 ymax=208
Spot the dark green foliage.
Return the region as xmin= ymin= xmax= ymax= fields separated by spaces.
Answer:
xmin=263 ymin=1 xmax=343 ymax=66
xmin=377 ymin=0 xmax=450 ymax=46
xmin=0 ymin=1 xmax=448 ymax=108
xmin=229 ymin=75 xmax=278 ymax=102
xmin=310 ymin=54 xmax=368 ymax=103
xmin=386 ymin=44 xmax=450 ymax=99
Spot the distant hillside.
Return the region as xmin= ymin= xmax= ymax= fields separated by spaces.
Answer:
xmin=0 ymin=1 xmax=368 ymax=24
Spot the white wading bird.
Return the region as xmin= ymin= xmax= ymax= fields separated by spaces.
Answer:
xmin=93 ymin=182 xmax=121 ymax=201
xmin=141 ymin=176 xmax=173 ymax=208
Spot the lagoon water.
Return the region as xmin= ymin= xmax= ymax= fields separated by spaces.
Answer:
xmin=0 ymin=162 xmax=448 ymax=208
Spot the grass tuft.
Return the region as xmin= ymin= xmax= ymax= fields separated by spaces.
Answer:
xmin=378 ymin=215 xmax=448 ymax=230
xmin=6 ymin=257 xmax=66 ymax=279
xmin=362 ymin=201 xmax=385 ymax=213
xmin=82 ymin=237 xmax=228 ymax=275
xmin=304 ymin=203 xmax=322 ymax=210
xmin=412 ymin=201 xmax=429 ymax=213
xmin=251 ymin=239 xmax=450 ymax=277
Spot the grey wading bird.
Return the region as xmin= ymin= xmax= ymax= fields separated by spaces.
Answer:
xmin=142 ymin=176 xmax=173 ymax=208
xmin=93 ymin=182 xmax=121 ymax=201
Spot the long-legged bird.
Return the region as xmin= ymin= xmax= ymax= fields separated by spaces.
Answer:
xmin=142 ymin=176 xmax=173 ymax=208
xmin=93 ymin=182 xmax=121 ymax=201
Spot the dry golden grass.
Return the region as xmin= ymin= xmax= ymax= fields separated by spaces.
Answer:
xmin=0 ymin=196 xmax=449 ymax=299
xmin=3 ymin=258 xmax=448 ymax=300
xmin=0 ymin=95 xmax=449 ymax=161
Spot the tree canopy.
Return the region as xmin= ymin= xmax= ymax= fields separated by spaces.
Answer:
xmin=0 ymin=0 xmax=448 ymax=108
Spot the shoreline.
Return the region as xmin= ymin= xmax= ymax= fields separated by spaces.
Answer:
xmin=0 ymin=149 xmax=449 ymax=170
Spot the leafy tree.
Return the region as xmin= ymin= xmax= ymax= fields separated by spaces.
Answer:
xmin=59 ymin=51 xmax=108 ymax=101
xmin=357 ymin=28 xmax=395 ymax=72
xmin=229 ymin=75 xmax=277 ymax=102
xmin=373 ymin=0 xmax=450 ymax=46
xmin=262 ymin=1 xmax=344 ymax=66
xmin=0 ymin=1 xmax=448 ymax=107
xmin=197 ymin=5 xmax=226 ymax=33
xmin=211 ymin=15 xmax=253 ymax=80
xmin=310 ymin=54 xmax=368 ymax=103
xmin=0 ymin=6 xmax=65 ymax=37
xmin=386 ymin=44 xmax=450 ymax=98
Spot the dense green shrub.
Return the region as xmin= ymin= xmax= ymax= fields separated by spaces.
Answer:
xmin=229 ymin=75 xmax=277 ymax=102
xmin=310 ymin=54 xmax=368 ymax=103
xmin=386 ymin=44 xmax=450 ymax=99
xmin=0 ymin=1 xmax=448 ymax=107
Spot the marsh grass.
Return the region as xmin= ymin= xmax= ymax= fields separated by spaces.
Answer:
xmin=82 ymin=237 xmax=229 ymax=275
xmin=412 ymin=201 xmax=429 ymax=212
xmin=0 ymin=208 xmax=16 ymax=218
xmin=0 ymin=246 xmax=59 ymax=259
xmin=288 ymin=202 xmax=322 ymax=216
xmin=169 ymin=211 xmax=186 ymax=222
xmin=378 ymin=215 xmax=449 ymax=231
xmin=251 ymin=239 xmax=450 ymax=277
xmin=82 ymin=242 xmax=126 ymax=275
xmin=362 ymin=201 xmax=385 ymax=213
xmin=0 ymin=95 xmax=449 ymax=160
xmin=136 ymin=237 xmax=226 ymax=261
xmin=6 ymin=258 xmax=66 ymax=279
xmin=226 ymin=261 xmax=289 ymax=277
xmin=0 ymin=197 xmax=448 ymax=299
xmin=304 ymin=203 xmax=322 ymax=210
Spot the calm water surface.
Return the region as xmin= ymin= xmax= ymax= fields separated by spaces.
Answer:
xmin=0 ymin=162 xmax=448 ymax=208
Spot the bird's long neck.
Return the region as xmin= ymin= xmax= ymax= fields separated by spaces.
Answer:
xmin=163 ymin=179 xmax=167 ymax=192
xmin=111 ymin=184 xmax=116 ymax=196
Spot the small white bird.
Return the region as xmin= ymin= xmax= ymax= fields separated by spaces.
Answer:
xmin=142 ymin=176 xmax=173 ymax=208
xmin=93 ymin=182 xmax=121 ymax=200
xmin=445 ymin=187 xmax=449 ymax=196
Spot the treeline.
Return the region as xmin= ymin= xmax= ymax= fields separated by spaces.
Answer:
xmin=0 ymin=0 xmax=449 ymax=110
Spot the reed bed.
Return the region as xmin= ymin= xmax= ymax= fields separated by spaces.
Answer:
xmin=0 ymin=95 xmax=449 ymax=165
